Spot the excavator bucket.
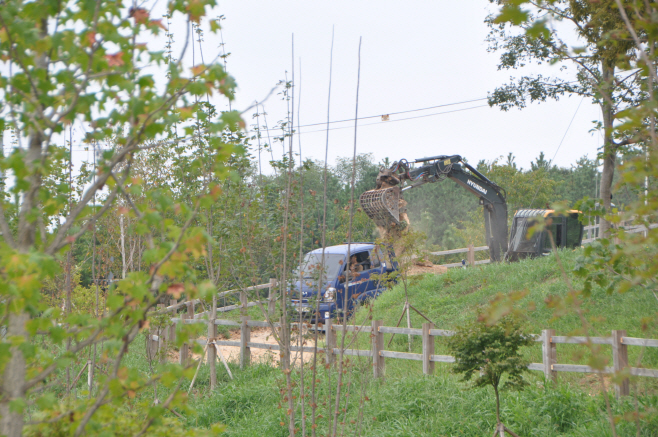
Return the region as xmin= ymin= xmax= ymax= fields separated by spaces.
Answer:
xmin=359 ymin=187 xmax=400 ymax=226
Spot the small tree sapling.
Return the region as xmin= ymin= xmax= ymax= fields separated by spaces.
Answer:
xmin=447 ymin=315 xmax=534 ymax=437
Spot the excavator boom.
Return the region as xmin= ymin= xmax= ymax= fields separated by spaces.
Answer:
xmin=359 ymin=155 xmax=509 ymax=262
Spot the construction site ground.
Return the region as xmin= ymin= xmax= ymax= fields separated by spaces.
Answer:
xmin=175 ymin=327 xmax=320 ymax=366
xmin=407 ymin=262 xmax=448 ymax=276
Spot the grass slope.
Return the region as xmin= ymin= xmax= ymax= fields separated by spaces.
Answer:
xmin=153 ymin=249 xmax=658 ymax=436
xmin=365 ymin=248 xmax=658 ymax=371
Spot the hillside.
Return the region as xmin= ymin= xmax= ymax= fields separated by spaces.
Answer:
xmin=365 ymin=248 xmax=657 ymax=357
xmin=173 ymin=248 xmax=658 ymax=437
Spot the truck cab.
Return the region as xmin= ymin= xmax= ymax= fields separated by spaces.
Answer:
xmin=290 ymin=243 xmax=397 ymax=322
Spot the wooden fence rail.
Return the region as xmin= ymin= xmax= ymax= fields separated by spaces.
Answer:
xmin=430 ymin=244 xmax=490 ymax=269
xmin=149 ymin=314 xmax=658 ymax=399
xmin=582 ymin=222 xmax=657 ymax=244
xmin=429 ymin=222 xmax=657 ymax=267
xmin=148 ymin=279 xmax=279 ymax=384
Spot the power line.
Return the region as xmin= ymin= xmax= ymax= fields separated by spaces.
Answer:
xmin=295 ymin=97 xmax=487 ymax=129
xmin=297 ymin=104 xmax=489 ymax=135
xmin=528 ymin=96 xmax=585 ymax=208
xmin=2 ymin=100 xmax=490 ymax=153
xmin=549 ymin=96 xmax=585 ymax=165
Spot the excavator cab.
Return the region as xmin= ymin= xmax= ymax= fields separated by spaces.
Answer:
xmin=506 ymin=209 xmax=583 ymax=261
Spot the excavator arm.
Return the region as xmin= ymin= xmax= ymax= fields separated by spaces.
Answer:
xmin=359 ymin=155 xmax=509 ymax=262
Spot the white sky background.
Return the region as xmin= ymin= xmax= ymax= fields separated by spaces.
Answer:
xmin=0 ymin=1 xmax=603 ymax=176
xmin=206 ymin=1 xmax=602 ymax=174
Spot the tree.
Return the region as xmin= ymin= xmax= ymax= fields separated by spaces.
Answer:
xmin=530 ymin=151 xmax=550 ymax=172
xmin=487 ymin=0 xmax=641 ymax=236
xmin=447 ymin=316 xmax=534 ymax=437
xmin=574 ymin=0 xmax=658 ymax=310
xmin=0 ymin=1 xmax=240 ymax=435
xmin=479 ymin=156 xmax=557 ymax=213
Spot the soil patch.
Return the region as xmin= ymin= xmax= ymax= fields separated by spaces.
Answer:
xmin=172 ymin=327 xmax=322 ymax=366
xmin=408 ymin=263 xmax=448 ymax=276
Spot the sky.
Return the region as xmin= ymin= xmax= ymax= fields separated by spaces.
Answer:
xmin=0 ymin=1 xmax=603 ymax=175
xmin=204 ymin=1 xmax=602 ymax=173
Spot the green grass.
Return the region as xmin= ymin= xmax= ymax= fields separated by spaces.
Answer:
xmin=357 ymin=248 xmax=658 ymax=374
xmin=371 ymin=248 xmax=654 ymax=335
xmin=177 ymin=362 xmax=658 ymax=437
xmin=125 ymin=248 xmax=658 ymax=436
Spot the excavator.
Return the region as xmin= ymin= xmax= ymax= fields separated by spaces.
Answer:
xmin=359 ymin=155 xmax=583 ymax=262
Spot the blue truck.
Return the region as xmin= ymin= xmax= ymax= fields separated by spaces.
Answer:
xmin=290 ymin=242 xmax=398 ymax=322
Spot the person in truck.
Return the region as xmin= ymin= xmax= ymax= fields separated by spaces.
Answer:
xmin=349 ymin=255 xmax=363 ymax=273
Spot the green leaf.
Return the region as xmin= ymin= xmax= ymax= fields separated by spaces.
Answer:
xmin=35 ymin=393 xmax=57 ymax=411
xmin=9 ymin=398 xmax=27 ymax=414
xmin=494 ymin=5 xmax=529 ymax=25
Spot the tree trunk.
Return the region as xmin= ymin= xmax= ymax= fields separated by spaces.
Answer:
xmin=0 ymin=312 xmax=29 ymax=437
xmin=3 ymin=125 xmax=44 ymax=436
xmin=120 ymin=215 xmax=126 ymax=279
xmin=494 ymin=384 xmax=501 ymax=424
xmin=599 ymin=61 xmax=617 ymax=238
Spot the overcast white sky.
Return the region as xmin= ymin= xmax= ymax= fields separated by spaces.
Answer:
xmin=202 ymin=1 xmax=602 ymax=173
xmin=1 ymin=1 xmax=602 ymax=175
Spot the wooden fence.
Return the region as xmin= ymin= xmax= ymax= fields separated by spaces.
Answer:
xmin=430 ymin=244 xmax=490 ymax=269
xmin=146 ymin=279 xmax=279 ymax=376
xmin=430 ymin=221 xmax=657 ymax=267
xmin=582 ymin=221 xmax=657 ymax=244
xmin=149 ymin=312 xmax=658 ymax=399
xmin=144 ymin=222 xmax=658 ymax=392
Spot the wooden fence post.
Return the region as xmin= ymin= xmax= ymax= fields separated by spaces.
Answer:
xmin=467 ymin=244 xmax=475 ymax=267
xmin=179 ymin=314 xmax=189 ymax=366
xmin=87 ymin=359 xmax=93 ymax=393
xmin=169 ymin=298 xmax=176 ymax=343
xmin=542 ymin=329 xmax=557 ymax=382
xmin=161 ymin=306 xmax=168 ymax=347
xmin=372 ymin=320 xmax=385 ymax=379
xmin=325 ymin=318 xmax=336 ymax=366
xmin=612 ymin=330 xmax=630 ymax=398
xmin=147 ymin=325 xmax=157 ymax=361
xmin=422 ymin=322 xmax=435 ymax=375
xmin=240 ymin=315 xmax=251 ymax=369
xmin=157 ymin=304 xmax=166 ymax=363
xmin=268 ymin=278 xmax=277 ymax=317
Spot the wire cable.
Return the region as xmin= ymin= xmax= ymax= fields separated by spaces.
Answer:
xmin=529 ymin=96 xmax=585 ymax=208
xmin=297 ymin=104 xmax=488 ymax=135
xmin=295 ymin=97 xmax=487 ymax=129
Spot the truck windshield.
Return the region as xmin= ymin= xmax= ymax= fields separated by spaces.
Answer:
xmin=294 ymin=253 xmax=345 ymax=281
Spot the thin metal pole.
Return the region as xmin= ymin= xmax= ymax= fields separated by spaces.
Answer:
xmin=90 ymin=141 xmax=99 ymax=398
xmin=316 ymin=27 xmax=335 ymax=437
xmin=65 ymin=125 xmax=73 ymax=396
xmin=332 ymin=36 xmax=362 ymax=437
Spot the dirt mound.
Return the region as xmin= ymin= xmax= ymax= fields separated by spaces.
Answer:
xmin=408 ymin=262 xmax=447 ymax=276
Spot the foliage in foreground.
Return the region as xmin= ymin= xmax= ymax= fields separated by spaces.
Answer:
xmin=175 ymin=358 xmax=658 ymax=437
xmin=448 ymin=316 xmax=534 ymax=427
xmin=0 ymin=0 xmax=240 ymax=435
xmin=167 ymin=247 xmax=658 ymax=436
